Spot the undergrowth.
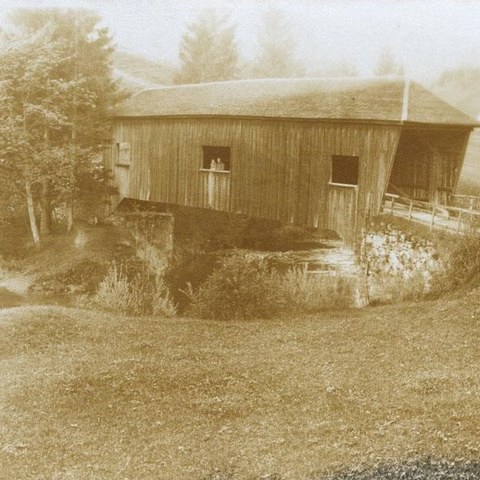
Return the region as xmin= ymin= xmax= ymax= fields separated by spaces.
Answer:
xmin=87 ymin=260 xmax=177 ymax=317
xmin=429 ymin=234 xmax=480 ymax=296
xmin=184 ymin=254 xmax=356 ymax=320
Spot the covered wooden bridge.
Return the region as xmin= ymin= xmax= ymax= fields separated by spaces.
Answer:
xmin=106 ymin=77 xmax=478 ymax=244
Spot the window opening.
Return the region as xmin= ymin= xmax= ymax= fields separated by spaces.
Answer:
xmin=202 ymin=146 xmax=231 ymax=171
xmin=331 ymin=155 xmax=359 ymax=185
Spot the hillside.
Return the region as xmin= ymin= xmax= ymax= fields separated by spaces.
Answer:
xmin=0 ymin=296 xmax=479 ymax=479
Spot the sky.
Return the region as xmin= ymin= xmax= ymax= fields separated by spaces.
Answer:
xmin=0 ymin=0 xmax=479 ymax=84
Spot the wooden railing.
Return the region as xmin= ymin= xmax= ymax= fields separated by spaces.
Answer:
xmin=383 ymin=193 xmax=480 ymax=234
xmin=451 ymin=194 xmax=480 ymax=211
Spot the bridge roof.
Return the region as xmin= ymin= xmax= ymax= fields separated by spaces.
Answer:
xmin=112 ymin=77 xmax=479 ymax=127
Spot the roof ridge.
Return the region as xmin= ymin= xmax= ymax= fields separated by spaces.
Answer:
xmin=112 ymin=78 xmax=479 ymax=127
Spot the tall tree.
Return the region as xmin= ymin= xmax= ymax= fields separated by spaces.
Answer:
xmin=0 ymin=27 xmax=67 ymax=245
xmin=252 ymin=9 xmax=305 ymax=78
xmin=375 ymin=48 xmax=404 ymax=76
xmin=174 ymin=9 xmax=238 ymax=84
xmin=0 ymin=9 xmax=124 ymax=244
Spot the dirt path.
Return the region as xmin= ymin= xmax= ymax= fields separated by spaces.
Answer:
xmin=0 ymin=269 xmax=35 ymax=307
xmin=0 ymin=273 xmax=34 ymax=296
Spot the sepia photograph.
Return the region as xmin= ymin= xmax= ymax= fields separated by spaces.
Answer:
xmin=0 ymin=0 xmax=479 ymax=478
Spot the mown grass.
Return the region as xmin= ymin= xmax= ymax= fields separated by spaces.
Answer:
xmin=0 ymin=296 xmax=479 ymax=479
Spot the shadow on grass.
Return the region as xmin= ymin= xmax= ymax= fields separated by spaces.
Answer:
xmin=320 ymin=458 xmax=480 ymax=480
xmin=201 ymin=458 xmax=480 ymax=480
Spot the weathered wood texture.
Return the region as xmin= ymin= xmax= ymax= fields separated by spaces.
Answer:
xmin=327 ymin=185 xmax=358 ymax=244
xmin=109 ymin=117 xmax=401 ymax=243
xmin=200 ymin=170 xmax=231 ymax=211
xmin=388 ymin=128 xmax=471 ymax=205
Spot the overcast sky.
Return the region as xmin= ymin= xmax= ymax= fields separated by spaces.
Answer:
xmin=0 ymin=0 xmax=479 ymax=84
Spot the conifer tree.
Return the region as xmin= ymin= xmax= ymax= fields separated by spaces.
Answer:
xmin=175 ymin=9 xmax=238 ymax=84
xmin=253 ymin=9 xmax=305 ymax=78
xmin=375 ymin=48 xmax=404 ymax=76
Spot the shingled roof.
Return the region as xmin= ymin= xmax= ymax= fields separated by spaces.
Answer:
xmin=112 ymin=77 xmax=479 ymax=127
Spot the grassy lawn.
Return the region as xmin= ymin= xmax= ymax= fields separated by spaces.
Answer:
xmin=0 ymin=296 xmax=479 ymax=479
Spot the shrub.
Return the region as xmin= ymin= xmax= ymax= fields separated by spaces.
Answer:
xmin=430 ymin=234 xmax=480 ymax=296
xmin=186 ymin=255 xmax=285 ymax=320
xmin=94 ymin=264 xmax=141 ymax=315
xmin=165 ymin=252 xmax=219 ymax=312
xmin=150 ymin=276 xmax=177 ymax=317
xmin=91 ymin=261 xmax=177 ymax=317
xmin=185 ymin=254 xmax=356 ymax=320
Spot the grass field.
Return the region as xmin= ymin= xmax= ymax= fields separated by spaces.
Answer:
xmin=1 ymin=294 xmax=479 ymax=479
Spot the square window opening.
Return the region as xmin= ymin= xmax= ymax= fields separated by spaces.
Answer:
xmin=331 ymin=155 xmax=359 ymax=185
xmin=203 ymin=146 xmax=231 ymax=171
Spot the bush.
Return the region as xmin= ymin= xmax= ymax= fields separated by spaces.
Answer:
xmin=93 ymin=264 xmax=141 ymax=315
xmin=185 ymin=254 xmax=356 ymax=320
xmin=430 ymin=234 xmax=480 ymax=296
xmin=90 ymin=261 xmax=177 ymax=317
xmin=185 ymin=255 xmax=285 ymax=320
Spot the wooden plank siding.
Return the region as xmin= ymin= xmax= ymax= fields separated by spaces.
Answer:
xmin=327 ymin=185 xmax=358 ymax=244
xmin=110 ymin=117 xmax=402 ymax=243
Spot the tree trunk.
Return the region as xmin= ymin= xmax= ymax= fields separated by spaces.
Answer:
xmin=65 ymin=199 xmax=74 ymax=232
xmin=40 ymin=178 xmax=51 ymax=236
xmin=25 ymin=179 xmax=41 ymax=247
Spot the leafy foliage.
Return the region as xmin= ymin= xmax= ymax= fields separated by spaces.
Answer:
xmin=185 ymin=255 xmax=285 ymax=320
xmin=0 ymin=8 xmax=125 ymax=243
xmin=93 ymin=263 xmax=141 ymax=315
xmin=92 ymin=261 xmax=177 ymax=317
xmin=430 ymin=234 xmax=480 ymax=296
xmin=185 ymin=254 xmax=356 ymax=320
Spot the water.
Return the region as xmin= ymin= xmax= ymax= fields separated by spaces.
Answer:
xmin=251 ymin=240 xmax=357 ymax=275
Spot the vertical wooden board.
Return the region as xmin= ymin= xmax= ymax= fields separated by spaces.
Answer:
xmin=123 ymin=119 xmax=137 ymax=198
xmin=453 ymin=130 xmax=472 ymax=191
xmin=296 ymin=124 xmax=309 ymax=226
